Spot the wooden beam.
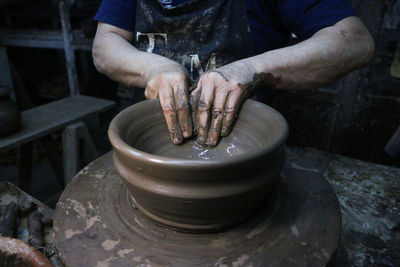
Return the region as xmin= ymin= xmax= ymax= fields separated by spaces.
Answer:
xmin=0 ymin=29 xmax=92 ymax=51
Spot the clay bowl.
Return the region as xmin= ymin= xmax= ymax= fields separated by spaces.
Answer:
xmin=108 ymin=99 xmax=288 ymax=232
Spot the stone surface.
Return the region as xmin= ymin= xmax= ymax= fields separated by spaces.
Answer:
xmin=287 ymin=147 xmax=400 ymax=267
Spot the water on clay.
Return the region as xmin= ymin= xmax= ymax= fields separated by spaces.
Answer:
xmin=123 ymin=100 xmax=282 ymax=161
xmin=128 ymin=121 xmax=266 ymax=161
xmin=155 ymin=136 xmax=247 ymax=160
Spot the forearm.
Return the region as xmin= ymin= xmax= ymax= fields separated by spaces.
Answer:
xmin=248 ymin=17 xmax=375 ymax=90
xmin=92 ymin=23 xmax=185 ymax=88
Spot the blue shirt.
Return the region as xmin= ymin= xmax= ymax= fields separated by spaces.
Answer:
xmin=95 ymin=0 xmax=356 ymax=54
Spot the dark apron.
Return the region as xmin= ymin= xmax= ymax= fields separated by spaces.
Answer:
xmin=134 ymin=0 xmax=255 ymax=83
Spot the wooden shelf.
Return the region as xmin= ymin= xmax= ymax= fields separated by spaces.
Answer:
xmin=0 ymin=29 xmax=92 ymax=51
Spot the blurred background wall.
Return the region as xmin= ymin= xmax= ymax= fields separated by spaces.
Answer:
xmin=0 ymin=0 xmax=399 ymax=167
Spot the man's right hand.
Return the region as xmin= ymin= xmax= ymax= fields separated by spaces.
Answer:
xmin=92 ymin=23 xmax=193 ymax=145
xmin=145 ymin=65 xmax=192 ymax=145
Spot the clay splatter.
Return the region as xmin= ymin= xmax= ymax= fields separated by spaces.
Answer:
xmin=101 ymin=239 xmax=120 ymax=251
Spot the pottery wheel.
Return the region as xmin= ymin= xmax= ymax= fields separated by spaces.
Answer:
xmin=54 ymin=152 xmax=341 ymax=266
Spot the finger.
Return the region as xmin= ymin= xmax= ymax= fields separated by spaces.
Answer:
xmin=173 ymin=83 xmax=192 ymax=139
xmin=196 ymin=78 xmax=215 ymax=145
xmin=159 ymin=86 xmax=183 ymax=145
xmin=221 ymin=91 xmax=242 ymax=137
xmin=206 ymin=88 xmax=228 ymax=146
xmin=190 ymin=82 xmax=201 ymax=136
xmin=144 ymin=85 xmax=158 ymax=100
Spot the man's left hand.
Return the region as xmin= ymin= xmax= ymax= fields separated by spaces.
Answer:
xmin=190 ymin=60 xmax=257 ymax=146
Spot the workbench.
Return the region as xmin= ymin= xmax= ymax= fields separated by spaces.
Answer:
xmin=286 ymin=147 xmax=399 ymax=266
xmin=0 ymin=95 xmax=115 ymax=192
xmin=1 ymin=147 xmax=399 ymax=266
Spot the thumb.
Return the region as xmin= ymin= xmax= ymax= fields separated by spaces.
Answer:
xmin=145 ymin=85 xmax=159 ymax=100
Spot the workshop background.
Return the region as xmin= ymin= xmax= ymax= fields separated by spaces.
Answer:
xmin=0 ymin=0 xmax=399 ymax=266
xmin=0 ymin=0 xmax=399 ymax=204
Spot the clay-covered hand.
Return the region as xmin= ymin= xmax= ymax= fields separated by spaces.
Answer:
xmin=145 ymin=63 xmax=192 ymax=144
xmin=190 ymin=60 xmax=258 ymax=146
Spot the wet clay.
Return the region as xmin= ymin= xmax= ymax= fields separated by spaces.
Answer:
xmin=156 ymin=138 xmax=245 ymax=160
xmin=240 ymin=72 xmax=281 ymax=92
xmin=54 ymin=152 xmax=341 ymax=267
xmin=108 ymin=99 xmax=288 ymax=231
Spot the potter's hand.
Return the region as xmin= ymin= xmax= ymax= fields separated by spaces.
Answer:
xmin=145 ymin=64 xmax=192 ymax=145
xmin=190 ymin=60 xmax=258 ymax=146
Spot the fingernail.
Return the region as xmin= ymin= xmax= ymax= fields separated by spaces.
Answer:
xmin=173 ymin=136 xmax=183 ymax=144
xmin=206 ymin=138 xmax=216 ymax=146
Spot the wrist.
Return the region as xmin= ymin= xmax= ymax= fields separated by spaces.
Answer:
xmin=217 ymin=58 xmax=258 ymax=84
xmin=145 ymin=59 xmax=189 ymax=83
xmin=243 ymin=55 xmax=269 ymax=75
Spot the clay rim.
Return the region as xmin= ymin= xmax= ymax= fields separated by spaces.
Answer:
xmin=108 ymin=99 xmax=289 ymax=167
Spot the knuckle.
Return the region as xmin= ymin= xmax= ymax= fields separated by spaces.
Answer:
xmin=230 ymin=84 xmax=242 ymax=92
xmin=199 ymin=73 xmax=216 ymax=84
xmin=177 ymin=104 xmax=189 ymax=113
xmin=155 ymin=74 xmax=164 ymax=84
xmin=162 ymin=103 xmax=175 ymax=112
xmin=205 ymin=72 xmax=220 ymax=79
xmin=224 ymin=107 xmax=236 ymax=114
xmin=177 ymin=103 xmax=189 ymax=112
xmin=170 ymin=73 xmax=186 ymax=84
xmin=205 ymin=74 xmax=219 ymax=84
xmin=176 ymin=72 xmax=187 ymax=80
xmin=212 ymin=106 xmax=223 ymax=112
xmin=197 ymin=100 xmax=210 ymax=112
xmin=198 ymin=106 xmax=210 ymax=112
xmin=212 ymin=108 xmax=223 ymax=119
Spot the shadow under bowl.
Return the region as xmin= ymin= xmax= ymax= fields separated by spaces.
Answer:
xmin=108 ymin=99 xmax=288 ymax=232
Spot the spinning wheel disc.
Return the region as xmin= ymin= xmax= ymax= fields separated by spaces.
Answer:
xmin=54 ymin=152 xmax=340 ymax=266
